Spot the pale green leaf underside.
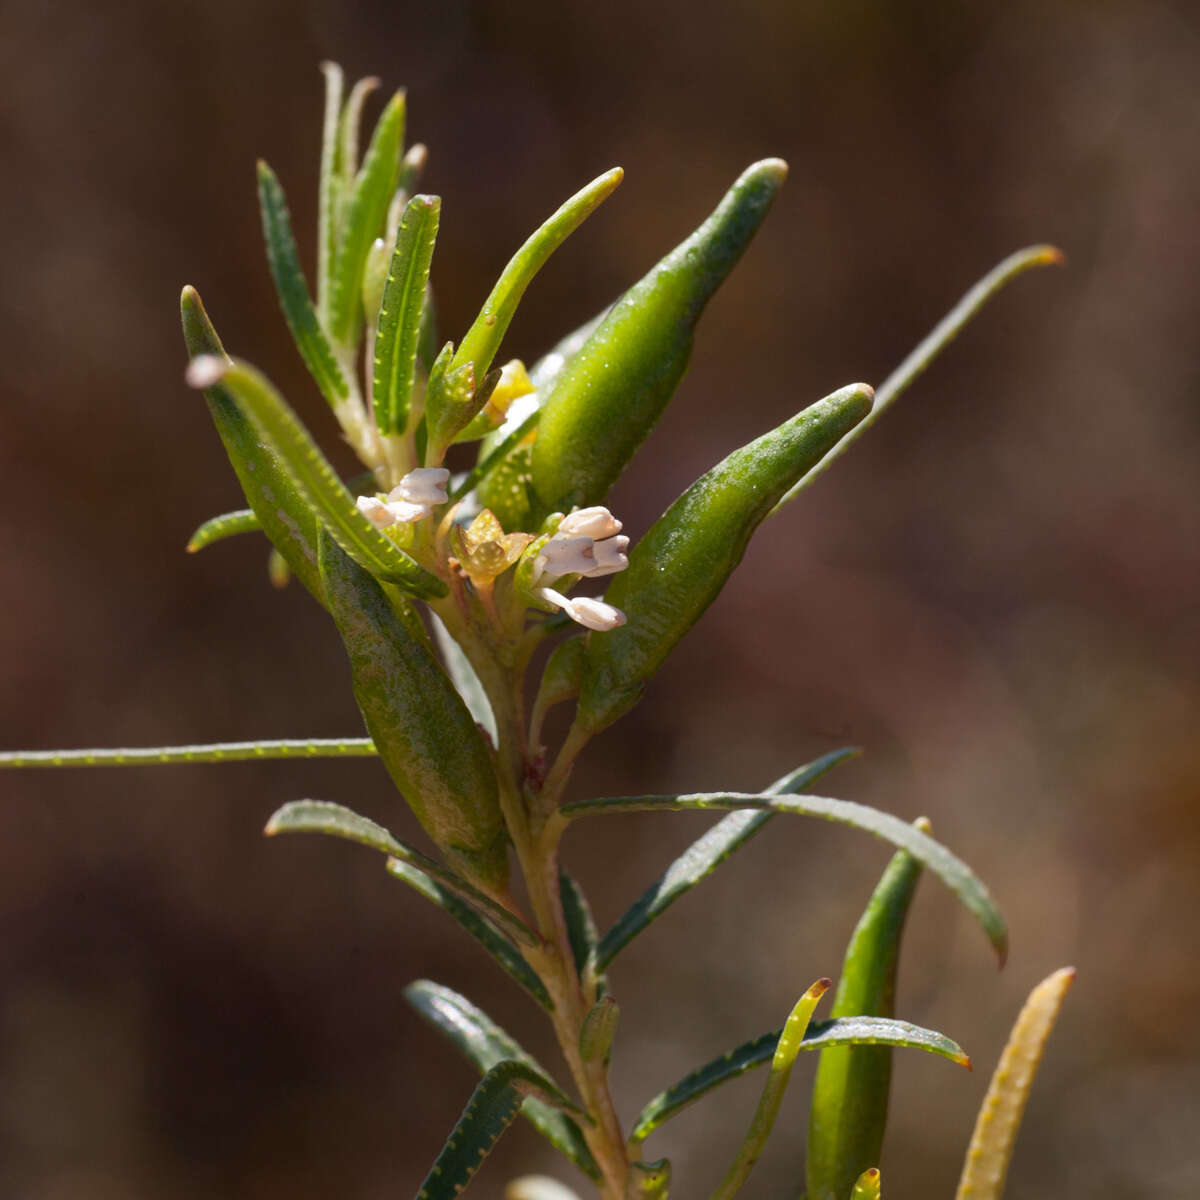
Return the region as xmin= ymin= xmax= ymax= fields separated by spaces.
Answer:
xmin=415 ymin=1060 xmax=579 ymax=1200
xmin=0 ymin=738 xmax=376 ymax=768
xmin=385 ymin=858 xmax=550 ymax=1010
xmin=595 ymin=747 xmax=857 ymax=969
xmin=632 ymin=1015 xmax=970 ymax=1142
xmin=406 ymin=981 xmax=601 ymax=1183
xmin=264 ymin=800 xmax=535 ymax=947
xmin=215 ymin=360 xmax=446 ymax=598
xmin=564 ymin=791 xmax=1007 ymax=962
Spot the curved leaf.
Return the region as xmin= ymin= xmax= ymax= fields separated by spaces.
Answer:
xmin=428 ymin=612 xmax=498 ymax=744
xmin=711 ymin=979 xmax=831 ymax=1200
xmin=386 ymin=858 xmax=550 ymax=1010
xmin=559 ymin=869 xmax=602 ymax=986
xmin=416 ymin=1060 xmax=578 ymax=1200
xmin=180 ymin=287 xmax=327 ymax=605
xmin=372 ymin=193 xmax=440 ymax=434
xmin=257 ymin=160 xmax=349 ymax=410
xmin=406 ymin=981 xmax=601 ymax=1182
xmin=0 ymin=738 xmax=376 ymax=769
xmin=186 ymin=508 xmax=259 ymax=552
xmin=631 ymin=1015 xmax=968 ymax=1144
xmin=453 ymin=168 xmax=623 ymax=380
xmin=955 ymin=967 xmax=1075 ymax=1200
xmin=264 ymin=800 xmax=534 ymax=947
xmin=774 ymin=245 xmax=1064 ymax=512
xmin=595 ymin=748 xmax=857 ymax=969
xmin=186 ymin=355 xmax=445 ymax=598
xmin=563 ymin=791 xmax=1007 ymax=963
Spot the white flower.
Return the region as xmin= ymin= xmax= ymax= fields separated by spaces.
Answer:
xmin=535 ymin=587 xmax=626 ymax=632
xmin=355 ymin=468 xmax=450 ymax=528
xmin=558 ymin=506 xmax=622 ymax=540
xmin=536 ymin=536 xmax=597 ymax=581
xmin=392 ymin=467 xmax=449 ymax=507
xmin=581 ymin=534 xmax=629 ymax=578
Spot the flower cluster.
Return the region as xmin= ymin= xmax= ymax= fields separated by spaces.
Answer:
xmin=356 ymin=468 xmax=450 ymax=527
xmin=532 ymin=506 xmax=630 ymax=632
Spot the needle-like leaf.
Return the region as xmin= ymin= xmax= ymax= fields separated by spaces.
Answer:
xmin=773 ymin=245 xmax=1063 ymax=511
xmin=0 ymin=738 xmax=376 ymax=769
xmin=596 ymin=748 xmax=856 ymax=969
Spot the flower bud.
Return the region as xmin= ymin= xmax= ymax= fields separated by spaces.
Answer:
xmin=558 ymin=505 xmax=622 ymax=540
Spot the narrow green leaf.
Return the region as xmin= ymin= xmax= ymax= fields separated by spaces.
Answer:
xmin=630 ymin=1015 xmax=968 ymax=1144
xmin=186 ymin=355 xmax=445 ymax=598
xmin=562 ymin=792 xmax=1007 ymax=963
xmin=318 ymin=531 xmax=507 ymax=890
xmin=186 ymin=471 xmax=380 ymax=554
xmin=186 ymin=508 xmax=260 ymax=553
xmin=596 ymin=748 xmax=856 ymax=969
xmin=452 ymin=167 xmax=624 ymax=379
xmin=180 ymin=287 xmax=326 ymax=605
xmin=372 ymin=193 xmax=440 ymax=434
xmin=336 ymin=75 xmax=379 ymax=190
xmin=955 ymin=967 xmax=1075 ymax=1200
xmin=329 ymin=89 xmax=405 ymax=344
xmin=852 ymin=1168 xmax=882 ymax=1200
xmin=416 ymin=1060 xmax=578 ymax=1200
xmin=265 ymin=800 xmax=533 ymax=947
xmin=711 ymin=979 xmax=831 ymax=1200
xmin=559 ymin=869 xmax=602 ymax=984
xmin=257 ymin=160 xmax=350 ymax=410
xmin=807 ymin=820 xmax=929 ymax=1200
xmin=385 ymin=858 xmax=550 ymax=1009
xmin=0 ymin=738 xmax=376 ymax=769
xmin=406 ymin=981 xmax=602 ymax=1182
xmin=316 ymin=62 xmax=344 ymax=324
xmin=773 ymin=245 xmax=1064 ymax=512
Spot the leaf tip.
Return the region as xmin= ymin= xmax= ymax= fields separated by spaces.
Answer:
xmin=807 ymin=977 xmax=833 ymax=1000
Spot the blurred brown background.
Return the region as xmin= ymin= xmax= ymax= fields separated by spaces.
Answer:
xmin=1 ymin=1 xmax=1197 ymax=1196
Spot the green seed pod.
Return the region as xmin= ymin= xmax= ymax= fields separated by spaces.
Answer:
xmin=577 ymin=383 xmax=872 ymax=734
xmin=805 ymin=820 xmax=929 ymax=1200
xmin=578 ymin=993 xmax=619 ymax=1064
xmin=317 ymin=528 xmax=509 ymax=894
xmin=531 ymin=159 xmax=788 ymax=516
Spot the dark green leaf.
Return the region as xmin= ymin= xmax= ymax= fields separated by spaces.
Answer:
xmin=595 ymin=747 xmax=856 ymax=969
xmin=559 ymin=869 xmax=605 ymax=994
xmin=265 ymin=800 xmax=531 ymax=947
xmin=257 ymin=160 xmax=350 ymax=410
xmin=415 ymin=1060 xmax=578 ymax=1199
xmin=372 ymin=193 xmax=440 ymax=434
xmin=631 ymin=1015 xmax=969 ymax=1144
xmin=563 ymin=791 xmax=1007 ymax=963
xmin=406 ymin=981 xmax=601 ymax=1182
xmin=385 ymin=858 xmax=550 ymax=1009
